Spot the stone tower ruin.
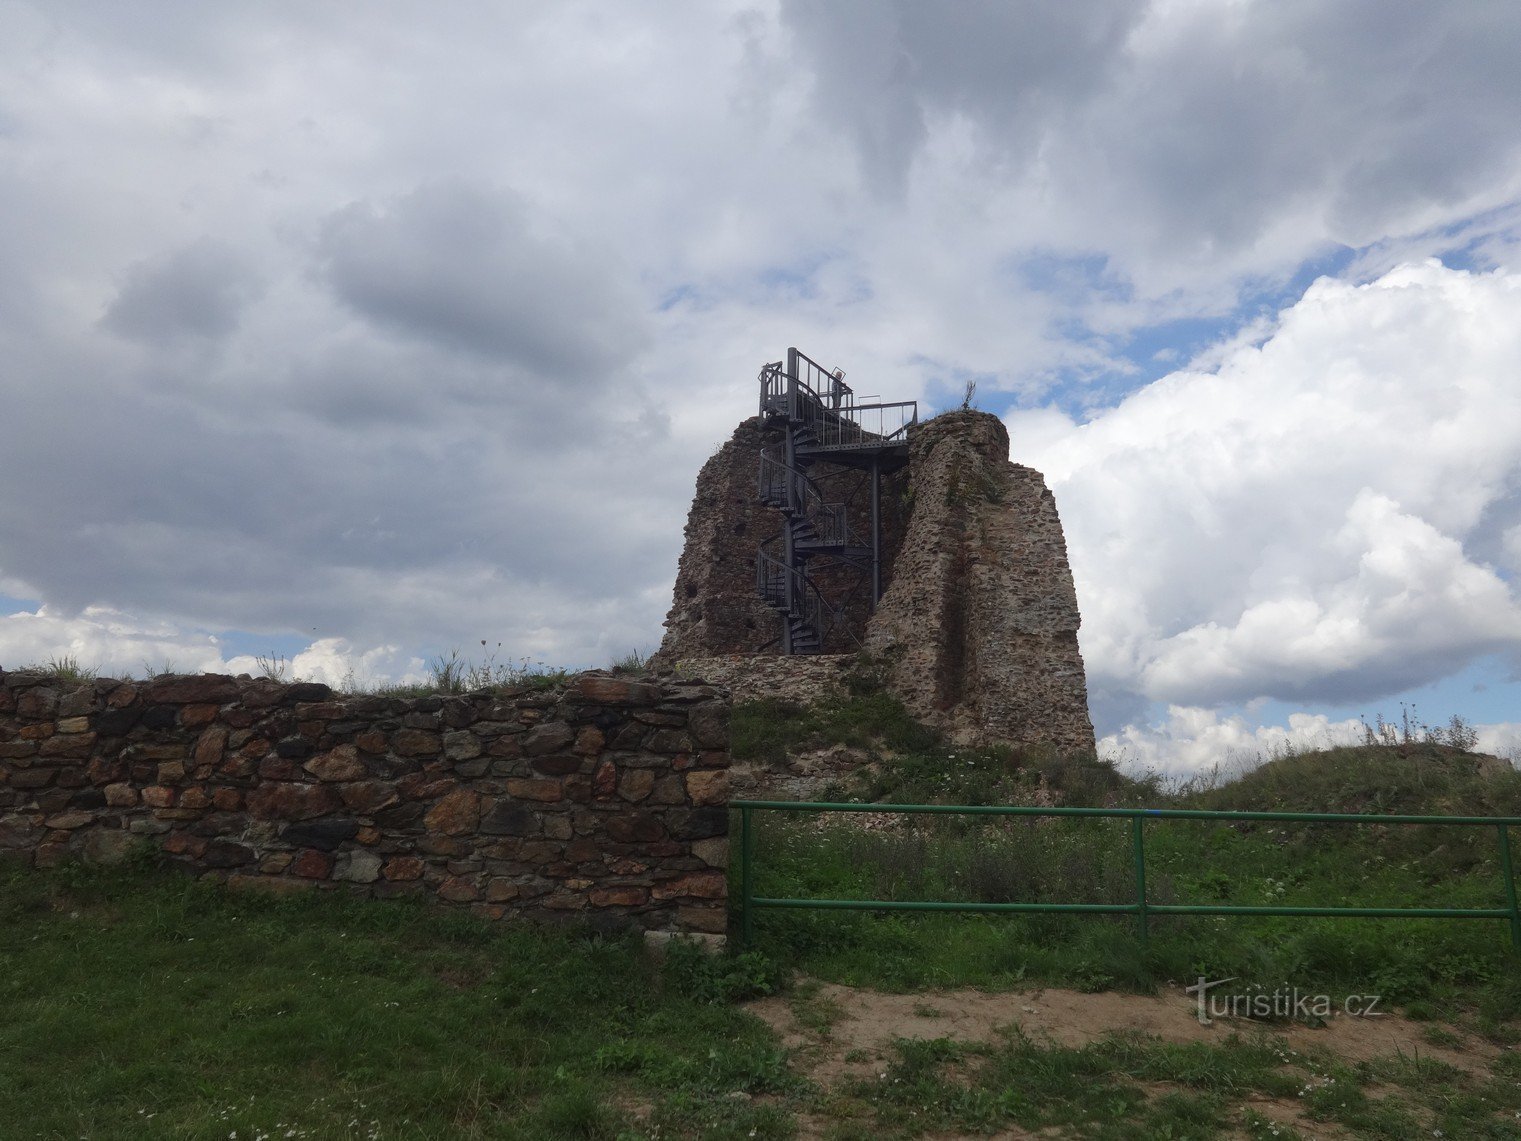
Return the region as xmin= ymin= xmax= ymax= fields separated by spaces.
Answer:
xmin=655 ymin=349 xmax=1095 ymax=756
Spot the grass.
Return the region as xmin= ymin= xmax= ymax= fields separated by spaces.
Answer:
xmin=0 ymin=860 xmax=797 ymax=1140
xmin=820 ymin=1027 xmax=1521 ymax=1139
xmin=731 ymin=693 xmax=1521 ymax=1032
xmin=8 ymin=681 xmax=1521 ymax=1136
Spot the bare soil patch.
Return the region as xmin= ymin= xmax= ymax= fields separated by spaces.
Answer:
xmin=747 ymin=979 xmax=1507 ymax=1138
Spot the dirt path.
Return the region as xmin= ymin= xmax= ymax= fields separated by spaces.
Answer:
xmin=746 ymin=980 xmax=1508 ymax=1139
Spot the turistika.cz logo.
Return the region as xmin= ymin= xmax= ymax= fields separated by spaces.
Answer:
xmin=1184 ymin=977 xmax=1384 ymax=1025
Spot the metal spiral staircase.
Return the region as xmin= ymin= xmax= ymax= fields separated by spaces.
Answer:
xmin=755 ymin=348 xmax=917 ymax=654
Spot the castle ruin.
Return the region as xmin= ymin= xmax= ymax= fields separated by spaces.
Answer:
xmin=655 ymin=349 xmax=1096 ymax=755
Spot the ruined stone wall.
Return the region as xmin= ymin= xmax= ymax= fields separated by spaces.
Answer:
xmin=655 ymin=417 xmax=909 ymax=660
xmin=0 ymin=669 xmax=729 ymax=935
xmin=865 ymin=412 xmax=1095 ymax=754
xmin=657 ymin=408 xmax=1095 ymax=756
xmin=670 ymin=654 xmax=856 ymax=707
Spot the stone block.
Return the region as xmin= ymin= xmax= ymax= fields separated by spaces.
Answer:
xmin=245 ymin=782 xmax=340 ymax=821
xmin=424 ymin=789 xmax=481 ymax=836
xmin=392 ymin=729 xmax=442 ymax=757
xmin=304 ymin=744 xmax=367 ymax=782
xmin=505 ymin=777 xmax=562 ymax=803
xmin=334 ymin=849 xmax=382 ymax=884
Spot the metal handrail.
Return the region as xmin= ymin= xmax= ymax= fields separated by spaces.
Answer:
xmin=759 ymin=355 xmax=918 ymax=449
xmin=731 ymin=799 xmax=1521 ymax=951
xmin=758 ymin=453 xmax=860 ymax=548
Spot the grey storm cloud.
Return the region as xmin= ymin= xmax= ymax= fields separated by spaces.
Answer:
xmin=316 ymin=180 xmax=648 ymax=379
xmin=102 ymin=238 xmax=263 ymax=345
xmin=780 ymin=1 xmax=1521 ymax=277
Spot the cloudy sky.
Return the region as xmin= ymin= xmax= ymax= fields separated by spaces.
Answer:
xmin=5 ymin=1 xmax=1521 ymax=774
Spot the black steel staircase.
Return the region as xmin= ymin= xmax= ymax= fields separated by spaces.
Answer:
xmin=755 ymin=348 xmax=917 ymax=654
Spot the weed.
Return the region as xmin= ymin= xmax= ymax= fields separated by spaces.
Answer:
xmin=661 ymin=939 xmax=785 ymax=1004
xmin=254 ymin=653 xmax=293 ymax=682
xmin=609 ymin=648 xmax=651 ymax=675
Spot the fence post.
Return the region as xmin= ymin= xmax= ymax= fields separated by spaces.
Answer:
xmin=1498 ymin=824 xmax=1521 ymax=952
xmin=1131 ymin=815 xmax=1149 ymax=951
xmin=740 ymin=805 xmax=755 ymax=949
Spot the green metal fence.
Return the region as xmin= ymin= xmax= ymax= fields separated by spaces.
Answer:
xmin=731 ymin=799 xmax=1521 ymax=952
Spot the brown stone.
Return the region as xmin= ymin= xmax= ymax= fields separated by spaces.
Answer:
xmin=339 ymin=781 xmax=398 ymax=815
xmin=304 ymin=744 xmax=367 ymax=782
xmin=592 ymin=760 xmax=617 ymax=799
xmin=55 ymin=715 xmax=90 ymax=734
xmin=692 ymin=838 xmax=728 ymax=867
xmin=573 ymin=726 xmax=606 ymax=755
xmin=81 ymin=829 xmax=136 ymax=865
xmin=651 ymin=870 xmax=727 ymax=900
xmin=646 ymin=729 xmax=691 ymax=754
xmin=213 ymin=788 xmax=242 ymax=811
xmin=437 ymin=875 xmax=480 ymax=902
xmin=144 ymin=675 xmax=240 ymax=704
xmin=39 ymin=735 xmax=95 ymax=759
xmin=16 ymin=689 xmax=59 ymax=718
xmin=8 ymin=769 xmax=53 ymax=789
xmin=443 ymin=731 xmax=482 ymax=761
xmin=106 ymin=682 xmax=138 ymax=709
xmin=43 ymin=810 xmax=92 ymax=830
xmin=157 ymin=761 xmax=185 ymax=783
xmin=529 ymin=753 xmax=582 ymax=776
xmin=383 ymin=856 xmax=425 ymax=881
xmin=291 ymin=849 xmax=334 ymax=878
xmin=392 ymin=729 xmax=442 ymax=757
xmin=424 ymin=789 xmax=481 ymax=835
xmin=140 ymin=786 xmax=174 ymax=808
xmin=617 ymin=770 xmax=655 ymax=802
xmin=162 ymin=832 xmax=208 ymax=858
xmin=505 ymin=777 xmax=561 ymax=802
xmin=569 ymin=675 xmax=661 ymax=706
xmin=178 ymin=787 xmax=212 ymax=810
xmin=604 ymin=814 xmax=666 ymax=843
xmin=245 ymin=782 xmax=340 ymax=821
xmin=484 ymin=877 xmax=520 ymax=902
xmin=192 ymin=725 xmax=228 ymax=766
xmin=590 ymin=886 xmax=649 ymax=907
xmin=354 ymin=729 xmax=388 ymax=754
xmin=103 ymin=783 xmax=138 ymax=807
xmin=0 ymin=742 xmax=37 ymax=759
xmin=688 ymin=703 xmax=728 ymax=748
xmin=523 ymin=723 xmax=574 ymax=755
xmin=418 ymin=834 xmax=469 ymax=858
xmin=487 ymin=736 xmax=523 ymax=759
xmin=180 ymin=702 xmax=220 ymax=727
xmin=18 ymin=723 xmax=53 ymax=740
xmin=647 ymin=775 xmax=686 ymax=805
xmin=127 ymin=743 xmax=186 ymax=761
xmin=685 ymin=770 xmax=729 ymax=806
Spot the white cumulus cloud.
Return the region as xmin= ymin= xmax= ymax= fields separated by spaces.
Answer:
xmin=1013 ymin=261 xmax=1521 ymax=731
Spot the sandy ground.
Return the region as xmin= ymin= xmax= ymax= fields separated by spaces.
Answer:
xmin=744 ymin=980 xmax=1509 ymax=1139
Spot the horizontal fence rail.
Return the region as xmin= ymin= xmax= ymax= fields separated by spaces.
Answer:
xmin=731 ymin=800 xmax=1521 ymax=951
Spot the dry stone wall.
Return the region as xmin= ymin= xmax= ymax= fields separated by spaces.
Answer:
xmin=0 ymin=668 xmax=729 ymax=935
